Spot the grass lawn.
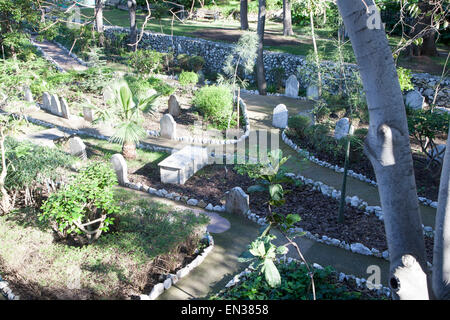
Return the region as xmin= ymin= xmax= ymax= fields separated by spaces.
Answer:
xmin=0 ymin=187 xmax=209 ymax=299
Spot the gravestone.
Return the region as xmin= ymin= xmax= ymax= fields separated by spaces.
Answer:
xmin=60 ymin=97 xmax=70 ymax=119
xmin=334 ymin=118 xmax=351 ymax=140
xmin=42 ymin=92 xmax=52 ymax=111
xmin=83 ymin=107 xmax=94 ymax=122
xmin=23 ymin=86 xmax=33 ymax=103
xmin=285 ymin=75 xmax=299 ymax=98
xmin=306 ymin=86 xmax=319 ymax=100
xmin=404 ymin=90 xmax=425 ymax=110
xmin=225 ymin=187 xmax=250 ymax=215
xmin=160 ymin=114 xmax=177 ymax=139
xmin=110 ymin=153 xmax=129 ymax=186
xmin=168 ymin=95 xmax=181 ymax=117
xmin=69 ymin=136 xmax=87 ymax=160
xmin=272 ymin=104 xmax=288 ymax=129
xmin=50 ymin=94 xmax=62 ymax=116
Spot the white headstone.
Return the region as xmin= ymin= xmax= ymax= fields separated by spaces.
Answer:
xmin=24 ymin=86 xmax=33 ymax=103
xmin=168 ymin=95 xmax=181 ymax=117
xmin=225 ymin=187 xmax=250 ymax=215
xmin=50 ymin=94 xmax=62 ymax=116
xmin=285 ymin=75 xmax=299 ymax=98
xmin=404 ymin=90 xmax=425 ymax=110
xmin=272 ymin=104 xmax=288 ymax=129
xmin=42 ymin=92 xmax=52 ymax=111
xmin=83 ymin=107 xmax=94 ymax=122
xmin=334 ymin=118 xmax=351 ymax=140
xmin=110 ymin=153 xmax=129 ymax=186
xmin=306 ymin=86 xmax=319 ymax=100
xmin=160 ymin=114 xmax=177 ymax=139
xmin=69 ymin=136 xmax=87 ymax=160
xmin=60 ymin=97 xmax=70 ymax=119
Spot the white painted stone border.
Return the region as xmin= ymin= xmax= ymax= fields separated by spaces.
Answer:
xmin=222 ymin=257 xmax=392 ymax=299
xmin=281 ymin=128 xmax=440 ymax=209
xmin=240 ymin=88 xmax=310 ymax=100
xmin=0 ymin=275 xmax=19 ymax=300
xmin=139 ymin=232 xmax=215 ymax=300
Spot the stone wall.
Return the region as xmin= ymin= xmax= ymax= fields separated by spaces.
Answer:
xmin=104 ymin=26 xmax=449 ymax=108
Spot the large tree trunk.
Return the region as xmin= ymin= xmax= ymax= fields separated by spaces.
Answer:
xmin=128 ymin=0 xmax=137 ymax=52
xmin=337 ymin=0 xmax=431 ymax=300
xmin=240 ymin=0 xmax=249 ymax=30
xmin=256 ymin=0 xmax=267 ymax=95
xmin=408 ymin=1 xmax=439 ymax=57
xmin=433 ymin=127 xmax=450 ymax=299
xmin=95 ymin=0 xmax=105 ymax=47
xmin=283 ymin=0 xmax=294 ymax=36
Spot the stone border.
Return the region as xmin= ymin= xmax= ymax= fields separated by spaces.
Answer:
xmin=148 ymin=97 xmax=251 ymax=145
xmin=221 ymin=257 xmax=392 ymax=299
xmin=281 ymin=128 xmax=440 ymax=210
xmin=240 ymin=88 xmax=309 ymax=100
xmin=140 ymin=232 xmax=215 ymax=300
xmin=0 ymin=275 xmax=19 ymax=300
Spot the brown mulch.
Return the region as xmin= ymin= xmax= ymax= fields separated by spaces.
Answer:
xmin=286 ymin=132 xmax=441 ymax=202
xmin=128 ymin=164 xmax=434 ymax=262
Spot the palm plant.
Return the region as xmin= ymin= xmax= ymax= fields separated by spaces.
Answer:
xmin=97 ymin=79 xmax=158 ymax=160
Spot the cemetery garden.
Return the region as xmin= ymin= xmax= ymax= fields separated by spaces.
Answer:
xmin=0 ymin=0 xmax=449 ymax=302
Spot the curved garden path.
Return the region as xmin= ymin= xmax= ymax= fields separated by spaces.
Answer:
xmin=14 ymin=41 xmax=439 ymax=300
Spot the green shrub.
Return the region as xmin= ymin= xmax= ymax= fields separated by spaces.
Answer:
xmin=39 ymin=162 xmax=119 ymax=243
xmin=127 ymin=49 xmax=164 ymax=75
xmin=211 ymin=261 xmax=367 ymax=300
xmin=177 ymin=54 xmax=205 ymax=72
xmin=192 ymin=85 xmax=234 ymax=129
xmin=397 ymin=67 xmax=414 ymax=92
xmin=288 ymin=115 xmax=312 ymax=140
xmin=179 ymin=71 xmax=199 ymax=87
xmin=148 ymin=77 xmax=175 ymax=96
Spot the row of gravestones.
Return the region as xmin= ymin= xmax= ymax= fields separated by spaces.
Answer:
xmin=285 ymin=75 xmax=319 ymax=100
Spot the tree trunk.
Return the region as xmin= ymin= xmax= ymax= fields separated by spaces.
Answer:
xmin=337 ymin=0 xmax=431 ymax=300
xmin=240 ymin=0 xmax=249 ymax=30
xmin=95 ymin=0 xmax=105 ymax=47
xmin=256 ymin=0 xmax=267 ymax=96
xmin=283 ymin=0 xmax=294 ymax=36
xmin=122 ymin=141 xmax=137 ymax=160
xmin=408 ymin=1 xmax=439 ymax=57
xmin=128 ymin=0 xmax=137 ymax=52
xmin=0 ymin=131 xmax=11 ymax=215
xmin=432 ymin=126 xmax=450 ymax=299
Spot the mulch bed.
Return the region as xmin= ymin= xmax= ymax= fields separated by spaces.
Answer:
xmin=286 ymin=132 xmax=441 ymax=202
xmin=128 ymin=164 xmax=434 ymax=262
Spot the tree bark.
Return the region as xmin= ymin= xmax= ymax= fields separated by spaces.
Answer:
xmin=283 ymin=0 xmax=294 ymax=36
xmin=337 ymin=0 xmax=430 ymax=300
xmin=408 ymin=1 xmax=439 ymax=57
xmin=128 ymin=0 xmax=138 ymax=52
xmin=433 ymin=126 xmax=450 ymax=299
xmin=240 ymin=0 xmax=249 ymax=30
xmin=122 ymin=141 xmax=137 ymax=160
xmin=256 ymin=0 xmax=267 ymax=95
xmin=95 ymin=0 xmax=105 ymax=47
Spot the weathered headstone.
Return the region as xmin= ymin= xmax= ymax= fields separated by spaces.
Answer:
xmin=83 ymin=107 xmax=94 ymax=122
xmin=225 ymin=187 xmax=250 ymax=215
xmin=160 ymin=114 xmax=177 ymax=139
xmin=50 ymin=94 xmax=62 ymax=116
xmin=60 ymin=97 xmax=70 ymax=119
xmin=23 ymin=86 xmax=33 ymax=103
xmin=42 ymin=92 xmax=52 ymax=111
xmin=306 ymin=86 xmax=319 ymax=100
xmin=334 ymin=118 xmax=351 ymax=140
xmin=285 ymin=75 xmax=299 ymax=98
xmin=272 ymin=104 xmax=288 ymax=129
xmin=69 ymin=136 xmax=87 ymax=160
xmin=168 ymin=95 xmax=181 ymax=117
xmin=110 ymin=153 xmax=129 ymax=186
xmin=404 ymin=90 xmax=425 ymax=110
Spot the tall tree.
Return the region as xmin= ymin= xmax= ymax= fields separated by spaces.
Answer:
xmin=408 ymin=0 xmax=440 ymax=56
xmin=128 ymin=0 xmax=137 ymax=51
xmin=256 ymin=0 xmax=267 ymax=95
xmin=95 ymin=0 xmax=105 ymax=47
xmin=240 ymin=0 xmax=249 ymax=30
xmin=337 ymin=0 xmax=450 ymax=300
xmin=283 ymin=0 xmax=294 ymax=36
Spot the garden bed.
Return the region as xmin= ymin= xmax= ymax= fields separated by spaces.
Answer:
xmin=127 ymin=164 xmax=434 ymax=262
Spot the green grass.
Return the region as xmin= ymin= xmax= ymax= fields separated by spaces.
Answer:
xmin=0 ymin=188 xmax=209 ymax=299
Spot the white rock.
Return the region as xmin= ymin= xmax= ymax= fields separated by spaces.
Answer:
xmin=350 ymin=243 xmax=372 ymax=256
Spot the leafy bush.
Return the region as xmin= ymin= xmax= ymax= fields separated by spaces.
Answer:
xmin=211 ymin=261 xmax=367 ymax=300
xmin=148 ymin=77 xmax=175 ymax=96
xmin=177 ymin=54 xmax=205 ymax=72
xmin=126 ymin=49 xmax=164 ymax=75
xmin=288 ymin=115 xmax=312 ymax=140
xmin=397 ymin=67 xmax=414 ymax=92
xmin=179 ymin=71 xmax=199 ymax=87
xmin=39 ymin=162 xmax=119 ymax=243
xmin=192 ymin=85 xmax=234 ymax=129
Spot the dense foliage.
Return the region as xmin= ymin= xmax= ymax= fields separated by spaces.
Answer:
xmin=192 ymin=85 xmax=234 ymax=129
xmin=179 ymin=71 xmax=199 ymax=86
